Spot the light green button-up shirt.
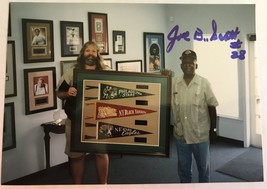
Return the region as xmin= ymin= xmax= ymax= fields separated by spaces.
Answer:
xmin=172 ymin=74 xmax=219 ymax=144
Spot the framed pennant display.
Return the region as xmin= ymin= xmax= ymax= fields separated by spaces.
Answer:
xmin=72 ymin=69 xmax=171 ymax=156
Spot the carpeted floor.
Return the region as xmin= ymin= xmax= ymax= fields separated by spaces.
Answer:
xmin=216 ymin=147 xmax=263 ymax=181
xmin=3 ymin=136 xmax=263 ymax=185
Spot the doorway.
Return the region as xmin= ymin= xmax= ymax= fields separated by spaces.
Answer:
xmin=248 ymin=35 xmax=262 ymax=148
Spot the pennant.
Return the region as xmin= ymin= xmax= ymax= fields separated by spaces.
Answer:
xmin=95 ymin=102 xmax=156 ymax=120
xmin=100 ymin=83 xmax=153 ymax=100
xmin=85 ymin=85 xmax=99 ymax=90
xmin=97 ymin=122 xmax=152 ymax=139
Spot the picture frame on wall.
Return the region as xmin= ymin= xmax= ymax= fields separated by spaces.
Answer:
xmin=5 ymin=40 xmax=17 ymax=98
xmin=3 ymin=102 xmax=16 ymax=151
xmin=144 ymin=32 xmax=165 ymax=73
xmin=60 ymin=60 xmax=77 ymax=75
xmin=116 ymin=60 xmax=142 ymax=72
xmin=22 ymin=18 xmax=54 ymax=63
xmin=24 ymin=67 xmax=57 ymax=115
xmin=71 ymin=69 xmax=171 ymax=156
xmin=60 ymin=21 xmax=84 ymax=57
xmin=103 ymin=58 xmax=112 ymax=69
xmin=112 ymin=30 xmax=126 ymax=54
xmin=8 ymin=5 xmax=11 ymax=37
xmin=88 ymin=12 xmax=109 ymax=55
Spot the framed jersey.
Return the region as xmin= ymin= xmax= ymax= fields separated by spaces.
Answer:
xmin=71 ymin=69 xmax=171 ymax=156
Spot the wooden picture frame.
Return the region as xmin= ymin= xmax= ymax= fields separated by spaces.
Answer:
xmin=88 ymin=12 xmax=109 ymax=55
xmin=71 ymin=69 xmax=171 ymax=156
xmin=116 ymin=60 xmax=142 ymax=72
xmin=24 ymin=67 xmax=57 ymax=115
xmin=60 ymin=60 xmax=77 ymax=75
xmin=22 ymin=18 xmax=54 ymax=63
xmin=60 ymin=21 xmax=84 ymax=57
xmin=144 ymin=32 xmax=165 ymax=73
xmin=113 ymin=30 xmax=126 ymax=54
xmin=3 ymin=102 xmax=16 ymax=151
xmin=8 ymin=5 xmax=11 ymax=37
xmin=5 ymin=40 xmax=17 ymax=98
xmin=103 ymin=58 xmax=112 ymax=69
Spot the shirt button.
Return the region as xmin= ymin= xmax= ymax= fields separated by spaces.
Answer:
xmin=185 ymin=116 xmax=187 ymax=119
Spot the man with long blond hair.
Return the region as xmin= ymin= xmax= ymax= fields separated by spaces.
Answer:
xmin=57 ymin=41 xmax=110 ymax=184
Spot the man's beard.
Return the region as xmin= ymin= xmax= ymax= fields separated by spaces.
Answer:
xmin=84 ymin=55 xmax=98 ymax=66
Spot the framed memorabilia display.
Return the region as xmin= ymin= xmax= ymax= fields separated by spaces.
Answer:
xmin=116 ymin=60 xmax=142 ymax=72
xmin=144 ymin=32 xmax=165 ymax=73
xmin=22 ymin=18 xmax=54 ymax=63
xmin=88 ymin=12 xmax=109 ymax=55
xmin=60 ymin=21 xmax=84 ymax=57
xmin=103 ymin=58 xmax=112 ymax=69
xmin=24 ymin=67 xmax=57 ymax=115
xmin=60 ymin=60 xmax=77 ymax=75
xmin=3 ymin=102 xmax=16 ymax=151
xmin=112 ymin=30 xmax=126 ymax=54
xmin=71 ymin=69 xmax=171 ymax=156
xmin=5 ymin=40 xmax=17 ymax=98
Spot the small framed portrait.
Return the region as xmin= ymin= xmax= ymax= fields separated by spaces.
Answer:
xmin=103 ymin=58 xmax=112 ymax=69
xmin=88 ymin=12 xmax=109 ymax=55
xmin=113 ymin=30 xmax=126 ymax=54
xmin=116 ymin=60 xmax=142 ymax=72
xmin=24 ymin=67 xmax=57 ymax=115
xmin=3 ymin=102 xmax=16 ymax=151
xmin=22 ymin=19 xmax=54 ymax=63
xmin=60 ymin=60 xmax=77 ymax=75
xmin=60 ymin=21 xmax=84 ymax=57
xmin=144 ymin=32 xmax=165 ymax=73
xmin=5 ymin=40 xmax=17 ymax=98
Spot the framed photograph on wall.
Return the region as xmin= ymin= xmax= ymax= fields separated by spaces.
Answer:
xmin=144 ymin=32 xmax=165 ymax=73
xmin=116 ymin=60 xmax=142 ymax=72
xmin=113 ymin=30 xmax=125 ymax=54
xmin=103 ymin=58 xmax=112 ymax=69
xmin=71 ymin=69 xmax=171 ymax=156
xmin=3 ymin=102 xmax=16 ymax=151
xmin=60 ymin=60 xmax=77 ymax=75
xmin=5 ymin=40 xmax=17 ymax=98
xmin=22 ymin=18 xmax=54 ymax=63
xmin=24 ymin=67 xmax=57 ymax=115
xmin=60 ymin=21 xmax=84 ymax=57
xmin=8 ymin=5 xmax=11 ymax=37
xmin=88 ymin=12 xmax=109 ymax=55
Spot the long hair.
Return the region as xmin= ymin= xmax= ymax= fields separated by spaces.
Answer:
xmin=76 ymin=41 xmax=108 ymax=70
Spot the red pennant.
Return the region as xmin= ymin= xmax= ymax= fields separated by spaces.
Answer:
xmin=95 ymin=102 xmax=156 ymax=120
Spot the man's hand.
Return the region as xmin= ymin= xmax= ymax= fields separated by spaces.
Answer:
xmin=160 ymin=69 xmax=172 ymax=76
xmin=209 ymin=129 xmax=217 ymax=144
xmin=68 ymin=87 xmax=77 ymax=97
